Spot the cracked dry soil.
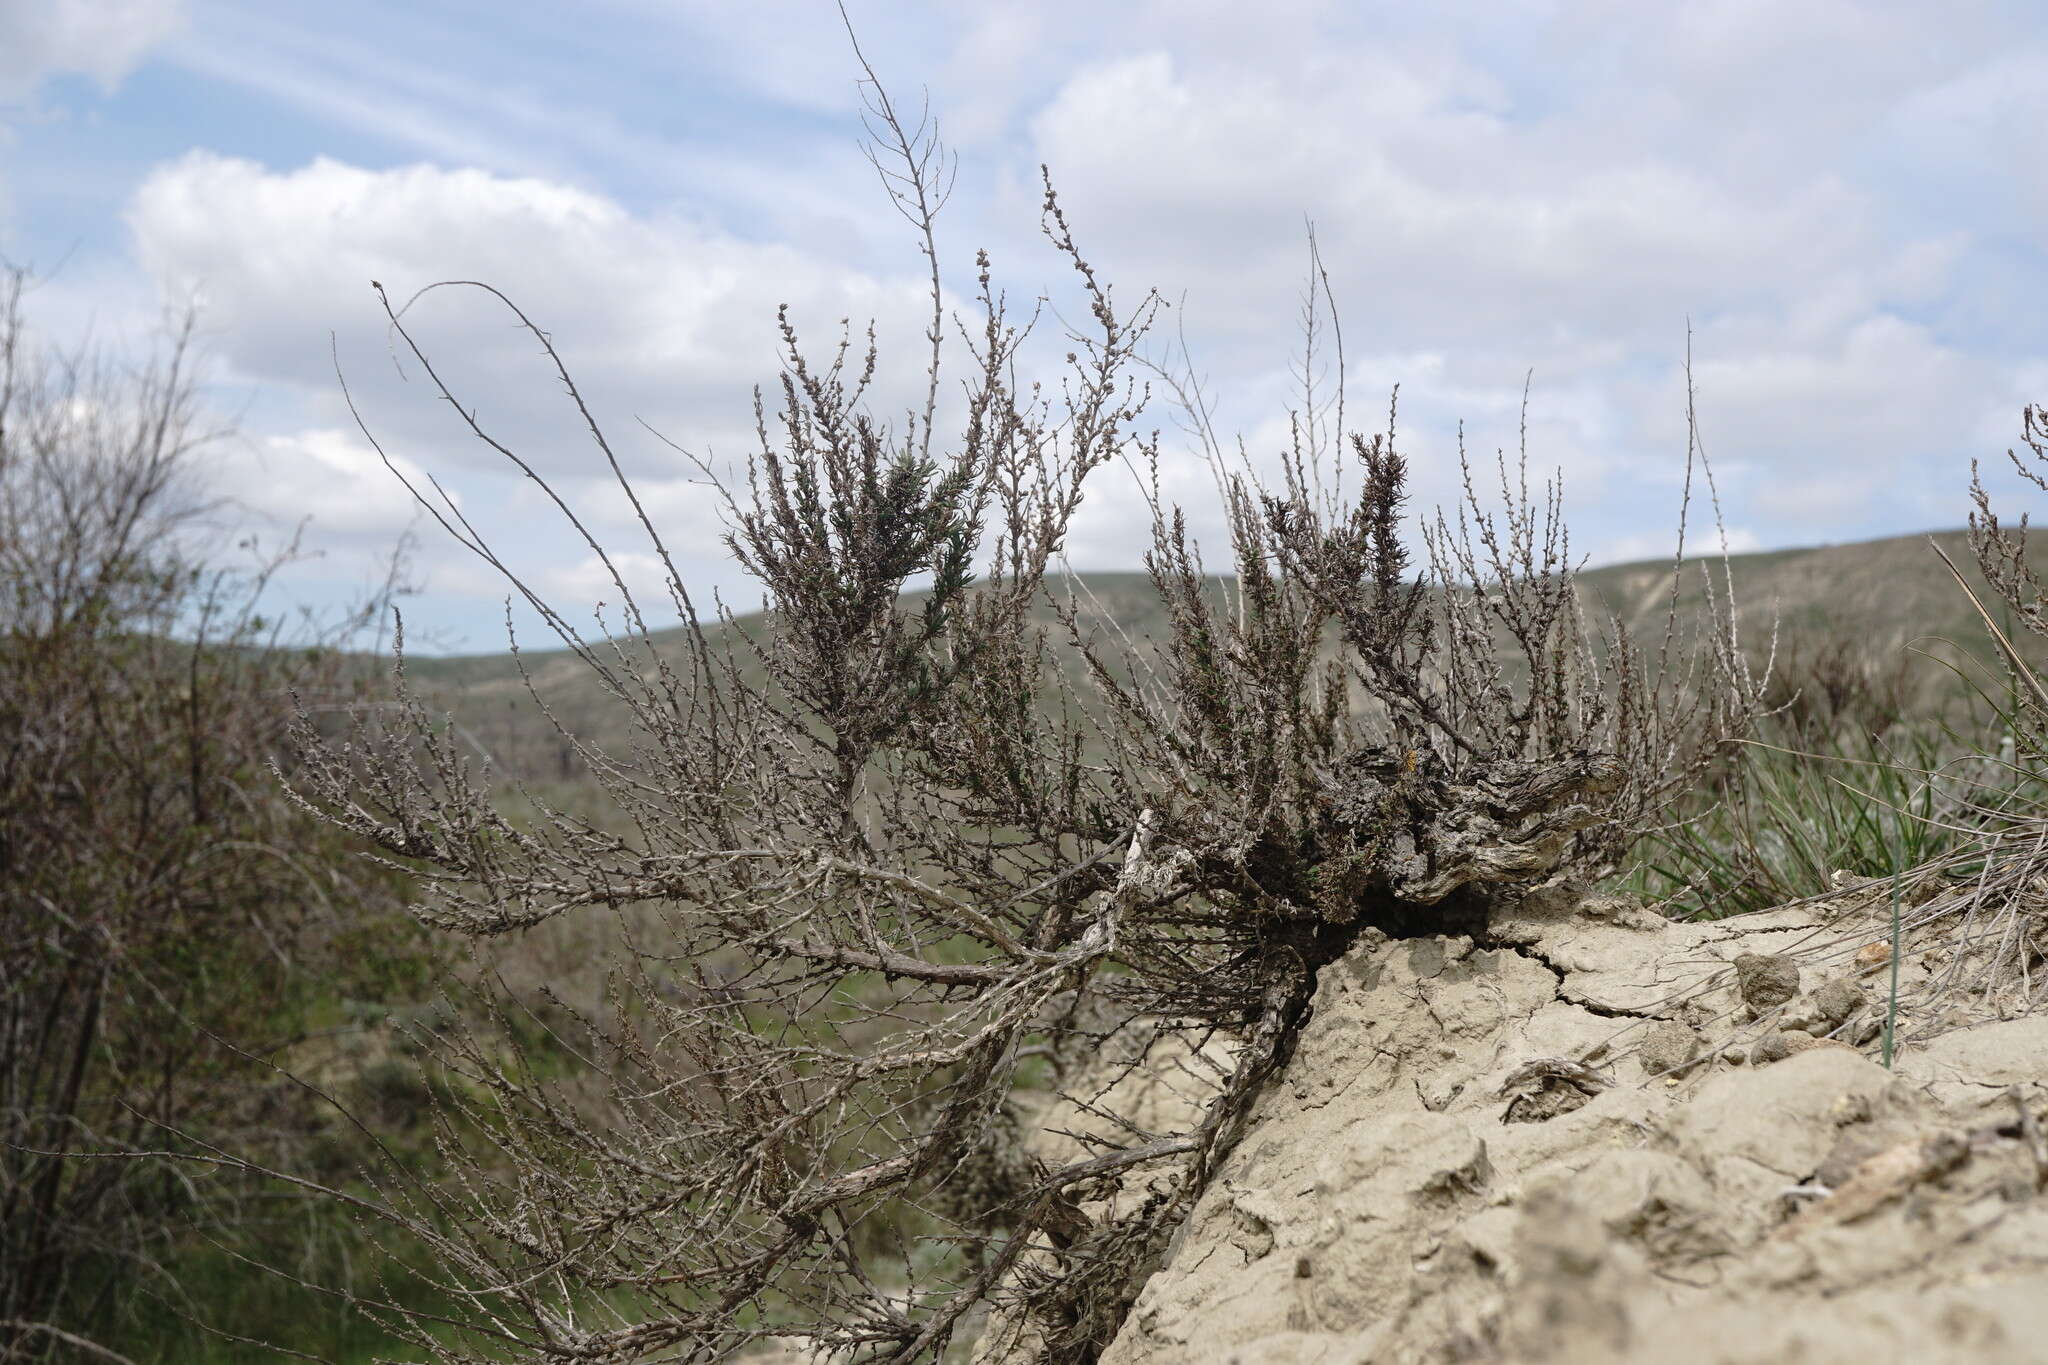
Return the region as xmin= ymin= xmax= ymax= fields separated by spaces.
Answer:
xmin=1073 ymin=892 xmax=2048 ymax=1365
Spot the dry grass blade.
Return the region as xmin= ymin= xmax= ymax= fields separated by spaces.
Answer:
xmin=1932 ymin=537 xmax=2048 ymax=718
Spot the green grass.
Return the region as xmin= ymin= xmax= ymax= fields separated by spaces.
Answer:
xmin=1624 ymin=698 xmax=2045 ymax=921
xmin=89 ymin=1199 xmax=448 ymax=1365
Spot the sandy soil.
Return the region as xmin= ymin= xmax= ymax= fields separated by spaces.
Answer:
xmin=1084 ymin=892 xmax=2048 ymax=1364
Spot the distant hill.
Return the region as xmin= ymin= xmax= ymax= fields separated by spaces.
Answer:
xmin=1576 ymin=527 xmax=2001 ymax=660
xmin=388 ymin=527 xmax=2030 ymax=781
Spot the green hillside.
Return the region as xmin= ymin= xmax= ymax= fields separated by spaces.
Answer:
xmin=386 ymin=526 xmax=2026 ymax=782
xmin=1576 ymin=527 xmax=2001 ymax=660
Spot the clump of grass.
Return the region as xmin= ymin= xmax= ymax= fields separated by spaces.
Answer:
xmin=1626 ymin=673 xmax=2037 ymax=921
xmin=1630 ymin=473 xmax=2048 ymax=1050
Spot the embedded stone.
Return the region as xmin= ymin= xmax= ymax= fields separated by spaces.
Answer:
xmin=1735 ymin=953 xmax=1801 ymax=1015
xmin=1639 ymin=1019 xmax=1702 ymax=1076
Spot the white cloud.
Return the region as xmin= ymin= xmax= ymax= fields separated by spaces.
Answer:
xmin=1624 ymin=312 xmax=2007 ymax=532
xmin=164 ymin=4 xmax=692 ymax=188
xmin=123 ymin=151 xmax=1018 ymax=644
xmin=0 ymin=0 xmax=185 ymax=101
xmin=539 ymin=549 xmax=688 ymax=622
xmin=994 ymin=10 xmax=2045 ymax=571
xmin=220 ymin=427 xmax=438 ymax=539
xmin=1024 ymin=47 xmax=1890 ymax=358
xmin=127 ymin=152 xmax=941 ymax=476
xmin=83 ymin=2 xmax=2048 ymax=648
xmin=1592 ymin=524 xmax=1763 ymax=569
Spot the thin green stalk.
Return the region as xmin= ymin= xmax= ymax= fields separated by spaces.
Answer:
xmin=1882 ymin=838 xmax=1903 ymax=1069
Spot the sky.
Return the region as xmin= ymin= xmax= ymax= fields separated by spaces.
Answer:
xmin=3 ymin=0 xmax=2045 ymax=654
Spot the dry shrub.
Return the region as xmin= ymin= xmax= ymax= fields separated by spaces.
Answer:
xmin=0 ymin=267 xmax=433 ymax=1361
xmin=266 ymin=59 xmax=1765 ymax=1365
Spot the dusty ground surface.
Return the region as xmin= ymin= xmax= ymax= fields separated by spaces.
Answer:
xmin=1079 ymin=891 xmax=2048 ymax=1364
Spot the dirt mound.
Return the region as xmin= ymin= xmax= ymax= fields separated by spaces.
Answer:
xmin=1094 ymin=894 xmax=2048 ymax=1365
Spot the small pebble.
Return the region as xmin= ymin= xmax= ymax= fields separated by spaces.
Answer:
xmin=1812 ymin=977 xmax=1865 ymax=1022
xmin=1638 ymin=1019 xmax=1702 ymax=1076
xmin=1736 ymin=953 xmax=1802 ymax=1014
xmin=1752 ymin=1030 xmax=1861 ymax=1065
xmin=1750 ymin=1030 xmax=1820 ymax=1065
xmin=1782 ymin=977 xmax=1868 ymax=1036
